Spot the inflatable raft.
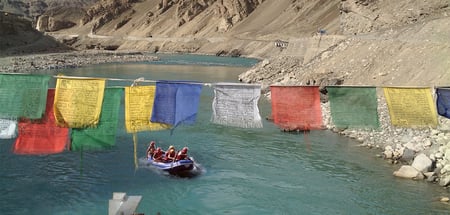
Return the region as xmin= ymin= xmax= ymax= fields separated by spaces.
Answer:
xmin=145 ymin=157 xmax=195 ymax=175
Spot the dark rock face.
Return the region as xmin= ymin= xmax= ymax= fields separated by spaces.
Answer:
xmin=0 ymin=13 xmax=71 ymax=56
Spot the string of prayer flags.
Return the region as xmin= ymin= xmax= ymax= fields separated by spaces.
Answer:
xmin=270 ymin=86 xmax=323 ymax=130
xmin=124 ymin=86 xmax=171 ymax=133
xmin=383 ymin=87 xmax=438 ymax=128
xmin=151 ymin=81 xmax=203 ymax=127
xmin=436 ymin=88 xmax=450 ymax=119
xmin=0 ymin=74 xmax=50 ymax=119
xmin=0 ymin=119 xmax=17 ymax=139
xmin=211 ymin=83 xmax=263 ymax=128
xmin=71 ymin=88 xmax=123 ymax=151
xmin=13 ymin=89 xmax=69 ymax=155
xmin=327 ymin=86 xmax=380 ymax=129
xmin=54 ymin=77 xmax=105 ymax=128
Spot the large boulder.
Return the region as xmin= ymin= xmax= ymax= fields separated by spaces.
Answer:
xmin=411 ymin=153 xmax=432 ymax=173
xmin=393 ymin=165 xmax=424 ymax=180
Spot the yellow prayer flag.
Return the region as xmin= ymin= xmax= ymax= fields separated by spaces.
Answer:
xmin=383 ymin=87 xmax=438 ymax=128
xmin=54 ymin=78 xmax=105 ymax=128
xmin=124 ymin=86 xmax=170 ymax=133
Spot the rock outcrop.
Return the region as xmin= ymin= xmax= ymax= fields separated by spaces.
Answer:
xmin=83 ymin=0 xmax=138 ymax=33
xmin=36 ymin=15 xmax=76 ymax=32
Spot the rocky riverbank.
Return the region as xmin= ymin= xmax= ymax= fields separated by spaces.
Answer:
xmin=320 ymin=95 xmax=450 ymax=187
xmin=0 ymin=50 xmax=159 ymax=74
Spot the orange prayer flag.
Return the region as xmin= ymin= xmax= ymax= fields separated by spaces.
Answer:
xmin=270 ymin=86 xmax=323 ymax=130
xmin=13 ymin=89 xmax=69 ymax=155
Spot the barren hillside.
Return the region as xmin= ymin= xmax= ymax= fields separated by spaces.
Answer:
xmin=0 ymin=12 xmax=71 ymax=56
xmin=0 ymin=0 xmax=96 ymax=19
xmin=1 ymin=0 xmax=450 ymax=86
xmin=238 ymin=0 xmax=450 ymax=88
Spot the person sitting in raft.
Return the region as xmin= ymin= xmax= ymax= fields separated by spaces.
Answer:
xmin=146 ymin=141 xmax=156 ymax=159
xmin=153 ymin=147 xmax=164 ymax=162
xmin=175 ymin=147 xmax=189 ymax=161
xmin=164 ymin=145 xmax=176 ymax=162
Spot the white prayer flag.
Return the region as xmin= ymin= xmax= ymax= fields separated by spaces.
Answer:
xmin=0 ymin=119 xmax=17 ymax=139
xmin=212 ymin=83 xmax=263 ymax=128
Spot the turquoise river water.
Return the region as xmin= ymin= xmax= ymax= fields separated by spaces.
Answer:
xmin=0 ymin=54 xmax=449 ymax=215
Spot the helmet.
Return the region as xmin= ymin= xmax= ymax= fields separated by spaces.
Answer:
xmin=150 ymin=141 xmax=155 ymax=146
xmin=181 ymin=147 xmax=188 ymax=153
xmin=169 ymin=145 xmax=174 ymax=150
xmin=156 ymin=147 xmax=161 ymax=152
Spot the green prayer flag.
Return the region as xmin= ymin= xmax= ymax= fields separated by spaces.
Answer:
xmin=71 ymin=88 xmax=123 ymax=151
xmin=328 ymin=86 xmax=380 ymax=129
xmin=0 ymin=74 xmax=50 ymax=119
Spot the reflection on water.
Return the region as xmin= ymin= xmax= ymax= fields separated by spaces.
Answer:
xmin=1 ymin=56 xmax=450 ymax=215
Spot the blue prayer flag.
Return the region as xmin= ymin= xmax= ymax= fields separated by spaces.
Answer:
xmin=151 ymin=81 xmax=202 ymax=127
xmin=437 ymin=88 xmax=450 ymax=119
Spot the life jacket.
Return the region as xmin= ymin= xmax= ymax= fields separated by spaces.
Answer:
xmin=147 ymin=146 xmax=155 ymax=158
xmin=176 ymin=151 xmax=188 ymax=160
xmin=153 ymin=150 xmax=164 ymax=161
xmin=165 ymin=149 xmax=176 ymax=160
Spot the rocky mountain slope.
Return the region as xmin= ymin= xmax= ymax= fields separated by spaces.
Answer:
xmin=0 ymin=12 xmax=71 ymax=56
xmin=0 ymin=0 xmax=96 ymax=19
xmin=1 ymin=0 xmax=450 ymax=87
xmin=0 ymin=0 xmax=95 ymax=55
xmin=238 ymin=0 xmax=450 ymax=89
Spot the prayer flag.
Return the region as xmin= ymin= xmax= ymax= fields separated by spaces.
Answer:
xmin=71 ymin=88 xmax=123 ymax=151
xmin=211 ymin=83 xmax=263 ymax=128
xmin=437 ymin=88 xmax=450 ymax=119
xmin=151 ymin=81 xmax=203 ymax=127
xmin=0 ymin=74 xmax=50 ymax=119
xmin=0 ymin=119 xmax=17 ymax=139
xmin=13 ymin=89 xmax=69 ymax=155
xmin=270 ymin=86 xmax=323 ymax=130
xmin=125 ymin=86 xmax=170 ymax=133
xmin=327 ymin=86 xmax=379 ymax=129
xmin=54 ymin=78 xmax=105 ymax=128
xmin=383 ymin=87 xmax=438 ymax=127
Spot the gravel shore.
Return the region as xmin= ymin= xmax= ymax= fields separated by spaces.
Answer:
xmin=0 ymin=50 xmax=159 ymax=74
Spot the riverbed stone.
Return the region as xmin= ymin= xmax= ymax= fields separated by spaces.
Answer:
xmin=393 ymin=165 xmax=423 ymax=179
xmin=440 ymin=164 xmax=450 ymax=174
xmin=423 ymin=139 xmax=432 ymax=148
xmin=411 ymin=153 xmax=432 ymax=173
xmin=439 ymin=175 xmax=450 ymax=187
xmin=384 ymin=150 xmax=393 ymax=159
xmin=444 ymin=149 xmax=450 ymax=161
xmin=400 ymin=148 xmax=415 ymax=163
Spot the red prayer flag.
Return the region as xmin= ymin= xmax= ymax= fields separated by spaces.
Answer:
xmin=13 ymin=89 xmax=69 ymax=155
xmin=270 ymin=86 xmax=323 ymax=130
